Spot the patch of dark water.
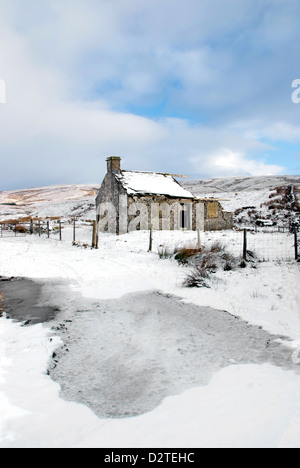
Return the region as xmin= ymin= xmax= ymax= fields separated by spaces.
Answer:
xmin=0 ymin=276 xmax=61 ymax=324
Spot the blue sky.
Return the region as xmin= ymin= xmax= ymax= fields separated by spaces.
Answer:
xmin=0 ymin=0 xmax=300 ymax=190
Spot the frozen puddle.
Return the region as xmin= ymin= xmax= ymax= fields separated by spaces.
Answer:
xmin=48 ymin=290 xmax=299 ymax=419
xmin=0 ymin=277 xmax=61 ymax=324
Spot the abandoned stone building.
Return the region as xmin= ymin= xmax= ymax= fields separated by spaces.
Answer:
xmin=95 ymin=156 xmax=233 ymax=234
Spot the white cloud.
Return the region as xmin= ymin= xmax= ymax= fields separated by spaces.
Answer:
xmin=156 ymin=119 xmax=282 ymax=177
xmin=190 ymin=148 xmax=284 ymax=177
xmin=229 ymin=119 xmax=300 ymax=144
xmin=0 ymin=0 xmax=297 ymax=189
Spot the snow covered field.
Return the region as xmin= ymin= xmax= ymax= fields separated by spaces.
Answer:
xmin=0 ymin=226 xmax=299 ymax=448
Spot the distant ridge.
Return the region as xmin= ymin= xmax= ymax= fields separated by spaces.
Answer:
xmin=0 ymin=177 xmax=299 ymax=225
xmin=0 ymin=184 xmax=99 ymax=205
xmin=182 ymin=175 xmax=300 ymax=194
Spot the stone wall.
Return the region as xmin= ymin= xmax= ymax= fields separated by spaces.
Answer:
xmin=127 ymin=195 xmax=195 ymax=231
xmin=96 ymin=172 xmax=127 ymax=234
xmin=203 ymin=200 xmax=233 ymax=231
xmin=96 ymin=178 xmax=233 ymax=233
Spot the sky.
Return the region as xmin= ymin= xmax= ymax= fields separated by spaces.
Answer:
xmin=0 ymin=0 xmax=300 ymax=190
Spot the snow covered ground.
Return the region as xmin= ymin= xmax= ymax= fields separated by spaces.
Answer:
xmin=0 ymin=227 xmax=300 ymax=448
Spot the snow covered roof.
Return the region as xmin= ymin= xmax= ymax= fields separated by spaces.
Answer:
xmin=116 ymin=171 xmax=195 ymax=199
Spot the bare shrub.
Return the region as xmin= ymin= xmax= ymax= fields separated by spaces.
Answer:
xmin=183 ymin=265 xmax=211 ymax=288
xmin=14 ymin=225 xmax=28 ymax=234
xmin=209 ymin=241 xmax=225 ymax=253
xmin=180 ymin=242 xmax=240 ymax=288
xmin=158 ymin=241 xmax=202 ymax=261
xmin=174 ymin=246 xmax=202 ymax=264
xmin=158 ymin=240 xmax=242 ymax=288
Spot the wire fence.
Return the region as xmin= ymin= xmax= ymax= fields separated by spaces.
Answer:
xmin=149 ymin=228 xmax=299 ymax=262
xmin=0 ymin=222 xmax=29 ymax=238
xmin=204 ymin=229 xmax=298 ymax=262
xmin=243 ymin=230 xmax=297 ymax=262
xmin=0 ymin=218 xmax=299 ymax=261
xmin=0 ymin=218 xmax=96 ymax=247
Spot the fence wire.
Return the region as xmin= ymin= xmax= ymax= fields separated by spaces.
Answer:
xmin=0 ymin=219 xmax=95 ymax=246
xmin=197 ymin=229 xmax=297 ymax=262
xmin=0 ymin=219 xmax=298 ymax=261
xmin=0 ymin=223 xmax=27 ymax=238
xmin=245 ymin=231 xmax=296 ymax=261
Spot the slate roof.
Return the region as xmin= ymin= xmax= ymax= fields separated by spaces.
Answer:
xmin=115 ymin=171 xmax=194 ymax=199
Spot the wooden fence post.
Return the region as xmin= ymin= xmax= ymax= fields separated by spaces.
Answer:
xmin=95 ymin=216 xmax=100 ymax=249
xmin=148 ymin=224 xmax=153 ymax=252
xmin=47 ymin=221 xmax=50 ymax=238
xmin=73 ymin=218 xmax=76 ymax=244
xmin=92 ymin=220 xmax=97 ymax=248
xmin=243 ymin=229 xmax=247 ymax=260
xmin=59 ymin=221 xmax=62 ymax=241
xmin=294 ymin=230 xmax=298 ymax=260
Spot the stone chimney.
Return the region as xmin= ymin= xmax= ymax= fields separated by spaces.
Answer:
xmin=106 ymin=156 xmax=121 ymax=174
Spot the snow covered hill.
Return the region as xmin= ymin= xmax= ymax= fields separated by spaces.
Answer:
xmin=0 ymin=175 xmax=299 ymax=227
xmin=182 ymin=175 xmax=300 ymax=227
xmin=0 ymin=184 xmax=99 ymax=222
xmin=182 ymin=175 xmax=300 ymax=194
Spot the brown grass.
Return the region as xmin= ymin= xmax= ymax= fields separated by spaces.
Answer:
xmin=178 ymin=242 xmax=241 ymax=288
xmin=1 ymin=217 xmax=32 ymax=224
xmin=14 ymin=225 xmax=28 ymax=233
xmin=174 ymin=246 xmax=202 ymax=263
xmin=264 ymin=185 xmax=300 ymax=214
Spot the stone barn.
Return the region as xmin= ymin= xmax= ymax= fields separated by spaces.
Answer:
xmin=95 ymin=157 xmax=233 ymax=234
